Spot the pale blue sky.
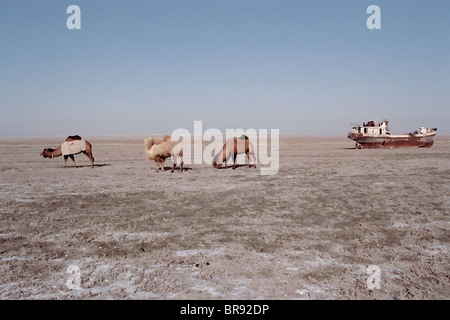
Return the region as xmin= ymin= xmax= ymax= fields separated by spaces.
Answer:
xmin=1 ymin=0 xmax=449 ymax=137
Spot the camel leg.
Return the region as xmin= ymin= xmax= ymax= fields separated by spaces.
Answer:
xmin=172 ymin=154 xmax=183 ymax=173
xmin=232 ymin=153 xmax=237 ymax=169
xmin=171 ymin=158 xmax=175 ymax=173
xmin=171 ymin=155 xmax=177 ymax=173
xmin=154 ymin=156 xmax=161 ymax=172
xmin=247 ymin=151 xmax=256 ymax=168
xmin=69 ymin=155 xmax=76 ymax=168
xmin=179 ymin=151 xmax=183 ymax=173
xmin=170 ymin=156 xmax=183 ymax=173
xmin=224 ymin=153 xmax=230 ymax=169
xmin=173 ymin=158 xmax=184 ymax=173
xmin=63 ymin=155 xmax=68 ymax=168
xmin=156 ymin=158 xmax=165 ymax=172
xmin=84 ymin=151 xmax=94 ymax=168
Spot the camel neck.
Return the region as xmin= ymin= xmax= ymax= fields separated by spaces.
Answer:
xmin=52 ymin=147 xmax=62 ymax=158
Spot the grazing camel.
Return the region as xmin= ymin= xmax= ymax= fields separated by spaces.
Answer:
xmin=212 ymin=135 xmax=256 ymax=169
xmin=40 ymin=136 xmax=94 ymax=168
xmin=144 ymin=136 xmax=184 ymax=172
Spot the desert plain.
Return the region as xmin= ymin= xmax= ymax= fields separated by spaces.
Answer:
xmin=0 ymin=134 xmax=448 ymax=300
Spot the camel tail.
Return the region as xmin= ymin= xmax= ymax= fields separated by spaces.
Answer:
xmin=249 ymin=142 xmax=256 ymax=165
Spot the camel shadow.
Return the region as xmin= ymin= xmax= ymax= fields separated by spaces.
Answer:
xmin=216 ymin=164 xmax=256 ymax=170
xmin=67 ymin=164 xmax=112 ymax=168
xmin=162 ymin=166 xmax=193 ymax=172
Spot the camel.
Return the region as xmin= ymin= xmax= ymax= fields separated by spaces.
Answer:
xmin=40 ymin=136 xmax=94 ymax=168
xmin=212 ymin=135 xmax=256 ymax=169
xmin=144 ymin=136 xmax=184 ymax=172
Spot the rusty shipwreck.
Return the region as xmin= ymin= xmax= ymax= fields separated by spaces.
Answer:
xmin=348 ymin=120 xmax=437 ymax=149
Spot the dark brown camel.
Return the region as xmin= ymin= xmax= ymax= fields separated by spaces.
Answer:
xmin=40 ymin=136 xmax=94 ymax=168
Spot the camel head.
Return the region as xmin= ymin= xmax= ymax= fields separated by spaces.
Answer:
xmin=212 ymin=154 xmax=223 ymax=168
xmin=144 ymin=138 xmax=155 ymax=150
xmin=40 ymin=148 xmax=54 ymax=158
xmin=144 ymin=138 xmax=157 ymax=161
xmin=212 ymin=160 xmax=222 ymax=168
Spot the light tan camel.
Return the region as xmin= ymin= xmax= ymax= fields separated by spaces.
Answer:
xmin=212 ymin=135 xmax=256 ymax=169
xmin=145 ymin=136 xmax=184 ymax=172
xmin=40 ymin=136 xmax=94 ymax=168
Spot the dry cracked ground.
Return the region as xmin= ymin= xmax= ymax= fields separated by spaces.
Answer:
xmin=0 ymin=135 xmax=449 ymax=300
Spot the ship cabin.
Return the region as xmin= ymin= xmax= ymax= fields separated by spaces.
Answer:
xmin=351 ymin=120 xmax=390 ymax=135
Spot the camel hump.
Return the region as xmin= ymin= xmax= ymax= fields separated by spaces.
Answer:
xmin=66 ymin=135 xmax=82 ymax=141
xmin=153 ymin=135 xmax=172 ymax=145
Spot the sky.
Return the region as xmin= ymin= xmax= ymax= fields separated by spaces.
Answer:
xmin=1 ymin=0 xmax=449 ymax=137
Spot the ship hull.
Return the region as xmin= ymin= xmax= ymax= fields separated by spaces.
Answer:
xmin=348 ymin=132 xmax=436 ymax=149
